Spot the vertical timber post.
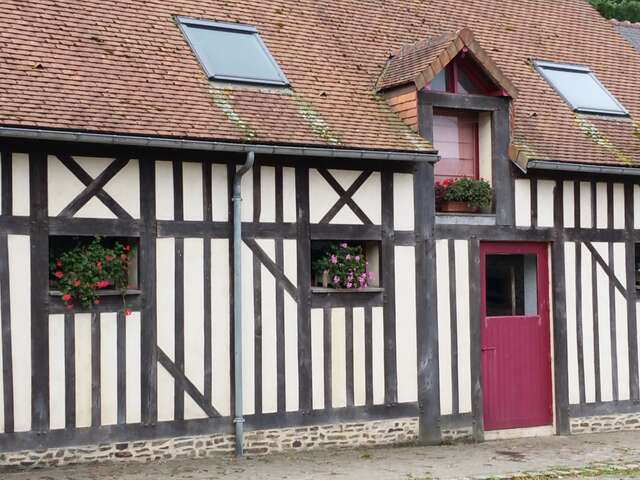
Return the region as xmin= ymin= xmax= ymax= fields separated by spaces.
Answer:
xmin=30 ymin=151 xmax=49 ymax=433
xmin=551 ymin=180 xmax=570 ymax=435
xmin=414 ymin=160 xmax=441 ymax=445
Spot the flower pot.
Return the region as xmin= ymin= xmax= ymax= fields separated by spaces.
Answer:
xmin=439 ymin=201 xmax=480 ymax=214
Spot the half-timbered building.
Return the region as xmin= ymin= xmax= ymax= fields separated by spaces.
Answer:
xmin=0 ymin=0 xmax=640 ymax=466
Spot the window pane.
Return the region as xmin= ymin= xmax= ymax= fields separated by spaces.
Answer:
xmin=486 ymin=254 xmax=538 ymax=317
xmin=182 ymin=23 xmax=287 ymax=84
xmin=538 ymin=64 xmax=626 ymax=115
xmin=430 ymin=69 xmax=447 ymax=91
xmin=433 ymin=111 xmax=478 ymax=180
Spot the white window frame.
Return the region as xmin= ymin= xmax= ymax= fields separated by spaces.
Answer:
xmin=177 ymin=16 xmax=289 ymax=86
xmin=533 ymin=60 xmax=628 ymax=116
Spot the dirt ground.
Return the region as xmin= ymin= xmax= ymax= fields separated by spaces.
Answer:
xmin=4 ymin=430 xmax=640 ymax=480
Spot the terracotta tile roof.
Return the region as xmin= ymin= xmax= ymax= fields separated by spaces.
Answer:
xmin=376 ymin=28 xmax=518 ymax=98
xmin=612 ymin=19 xmax=640 ymax=52
xmin=0 ymin=0 xmax=639 ymax=165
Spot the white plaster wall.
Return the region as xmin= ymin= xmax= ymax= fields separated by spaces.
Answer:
xmin=212 ymin=163 xmax=228 ymax=222
xmin=395 ymin=246 xmax=417 ymax=403
xmin=596 ymin=183 xmax=608 ymax=229
xmin=353 ymin=307 xmax=366 ymax=406
xmin=311 ymin=308 xmax=324 ymax=410
xmin=155 ymin=161 xmax=174 ymax=221
xmin=331 ymin=308 xmax=347 ymax=408
xmin=47 ymin=155 xmax=85 ymax=216
xmin=564 ymin=242 xmax=580 ymax=405
xmin=257 ymin=239 xmax=277 ymax=413
xmin=613 ymin=243 xmax=630 ymax=401
xmin=75 ymin=313 xmax=92 ymax=428
xmin=8 ymin=235 xmax=31 ymax=432
xmin=126 ymin=312 xmax=142 ymax=424
xmin=101 ymin=312 xmax=118 ymax=426
xmin=283 ymin=240 xmax=299 ymax=412
xmin=514 ymin=179 xmax=531 ymax=227
xmin=563 ymin=181 xmax=575 ymax=228
xmin=211 ymin=239 xmax=230 ymax=416
xmin=182 ymin=163 xmax=203 ymax=221
xmin=436 ymin=240 xmax=452 ymax=415
xmin=351 ymin=172 xmax=381 ymax=224
xmin=156 ymin=238 xmax=175 ymax=421
xmin=393 ymin=173 xmax=414 ymax=231
xmin=613 ymin=184 xmax=625 ymax=230
xmin=282 ymin=167 xmax=297 ymax=223
xmin=372 ymin=306 xmax=385 ymax=405
xmin=184 ymin=238 xmax=206 ymax=419
xmin=12 ymin=153 xmax=29 ymax=216
xmin=581 ymin=244 xmax=596 ymax=403
xmin=537 ymin=180 xmax=555 ymax=227
xmin=260 ymin=166 xmax=276 ymax=223
xmin=241 ymin=242 xmax=255 ymax=415
xmin=455 ymin=240 xmax=472 ymax=413
xmin=102 ymin=159 xmax=140 ymax=219
xmin=594 ymin=242 xmax=613 ymax=402
xmin=580 ymin=182 xmax=592 ymax=228
xmin=48 ymin=314 xmax=65 ymax=430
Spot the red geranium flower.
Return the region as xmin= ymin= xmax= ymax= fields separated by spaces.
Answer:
xmin=124 ymin=245 xmax=131 ymax=252
xmin=73 ymin=279 xmax=81 ymax=287
xmin=66 ymin=304 xmax=73 ymax=310
xmin=105 ymin=255 xmax=112 ymax=262
xmin=62 ymin=293 xmax=72 ymax=302
xmin=56 ymin=260 xmax=63 ymax=268
xmin=94 ymin=299 xmax=101 ymax=305
xmin=54 ymin=271 xmax=64 ymax=279
xmin=124 ymin=308 xmax=132 ymax=316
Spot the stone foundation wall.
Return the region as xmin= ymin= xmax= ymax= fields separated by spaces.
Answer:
xmin=570 ymin=412 xmax=640 ymax=434
xmin=0 ymin=417 xmax=472 ymax=470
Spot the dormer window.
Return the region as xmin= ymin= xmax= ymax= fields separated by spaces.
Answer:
xmin=534 ymin=60 xmax=628 ymax=116
xmin=177 ymin=17 xmax=289 ymax=87
xmin=429 ymin=55 xmax=503 ymax=96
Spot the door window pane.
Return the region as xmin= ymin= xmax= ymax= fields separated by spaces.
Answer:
xmin=486 ymin=254 xmax=537 ymax=316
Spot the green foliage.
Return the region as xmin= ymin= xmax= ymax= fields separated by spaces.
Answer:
xmin=438 ymin=177 xmax=493 ymax=208
xmin=50 ymin=237 xmax=134 ymax=312
xmin=589 ymin=0 xmax=640 ymax=22
xmin=312 ymin=242 xmax=372 ymax=289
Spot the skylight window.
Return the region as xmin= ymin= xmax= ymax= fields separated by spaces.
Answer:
xmin=177 ymin=17 xmax=289 ymax=86
xmin=534 ymin=60 xmax=627 ymax=116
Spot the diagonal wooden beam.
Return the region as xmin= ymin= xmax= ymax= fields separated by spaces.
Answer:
xmin=57 ymin=155 xmax=133 ymax=219
xmin=156 ymin=347 xmax=221 ymax=417
xmin=583 ymin=241 xmax=627 ymax=299
xmin=244 ymin=238 xmax=298 ymax=302
xmin=317 ymin=169 xmax=373 ymax=225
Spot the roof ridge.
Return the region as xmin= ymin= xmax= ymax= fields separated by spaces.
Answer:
xmin=610 ymin=18 xmax=640 ymax=28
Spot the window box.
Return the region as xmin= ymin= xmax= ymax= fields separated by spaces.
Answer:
xmin=435 ymin=177 xmax=492 ymax=214
xmin=310 ymin=287 xmax=385 ymax=309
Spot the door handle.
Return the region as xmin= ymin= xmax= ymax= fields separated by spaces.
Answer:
xmin=481 ymin=347 xmax=496 ymax=352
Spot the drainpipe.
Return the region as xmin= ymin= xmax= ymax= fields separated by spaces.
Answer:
xmin=232 ymin=151 xmax=254 ymax=457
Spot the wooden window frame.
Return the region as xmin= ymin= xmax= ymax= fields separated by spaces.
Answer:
xmin=418 ymin=90 xmax=514 ymax=226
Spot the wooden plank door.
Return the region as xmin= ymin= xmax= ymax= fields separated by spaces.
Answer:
xmin=480 ymin=242 xmax=553 ymax=431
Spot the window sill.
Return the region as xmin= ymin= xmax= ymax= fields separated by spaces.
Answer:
xmin=436 ymin=213 xmax=496 ymax=226
xmin=49 ymin=289 xmax=142 ymax=297
xmin=310 ymin=287 xmax=384 ymax=308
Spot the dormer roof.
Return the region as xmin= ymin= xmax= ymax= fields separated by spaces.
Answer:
xmin=376 ymin=28 xmax=518 ymax=98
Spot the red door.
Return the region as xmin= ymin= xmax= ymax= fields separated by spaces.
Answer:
xmin=480 ymin=242 xmax=553 ymax=431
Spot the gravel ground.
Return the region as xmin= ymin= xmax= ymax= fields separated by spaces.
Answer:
xmin=4 ymin=430 xmax=640 ymax=480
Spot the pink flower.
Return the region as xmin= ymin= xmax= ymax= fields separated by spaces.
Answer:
xmin=355 ymin=256 xmax=360 ymax=262
xmin=345 ymin=254 xmax=351 ymax=260
xmin=346 ymin=282 xmax=353 ymax=288
xmin=340 ymin=243 xmax=348 ymax=248
xmin=330 ymin=255 xmax=338 ymax=264
xmin=333 ymin=275 xmax=340 ymax=284
xmin=368 ymin=271 xmax=375 ymax=280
